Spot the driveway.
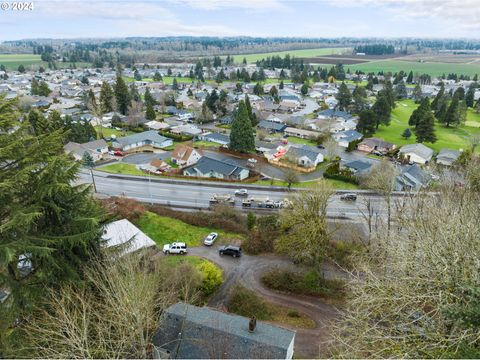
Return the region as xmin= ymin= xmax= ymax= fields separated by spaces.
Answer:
xmin=121 ymin=151 xmax=172 ymax=165
xmin=187 ymin=246 xmax=344 ymax=358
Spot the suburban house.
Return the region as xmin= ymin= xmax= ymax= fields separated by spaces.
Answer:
xmin=183 ymin=156 xmax=249 ymax=180
xmin=170 ymin=124 xmax=202 ymax=137
xmin=258 ymin=120 xmax=287 ymax=133
xmin=101 ymin=219 xmax=156 ymax=256
xmin=343 ymin=159 xmax=373 ymax=175
xmin=171 ymin=145 xmax=203 ymax=168
xmin=436 ymin=148 xmax=461 ymax=166
xmin=139 ymin=159 xmax=171 ymax=174
xmin=199 ymin=132 xmax=230 ymax=146
xmin=357 ymin=137 xmax=396 ymax=153
xmin=112 ymin=130 xmax=173 ymax=152
xmin=284 ymin=127 xmax=320 ymax=140
xmin=284 ymin=145 xmax=324 ymax=168
xmin=153 ymin=302 xmax=295 ymax=359
xmin=332 ymin=130 xmax=363 ymax=148
xmin=398 ymin=143 xmax=434 ymax=164
xmin=145 ymin=120 xmax=170 ymax=131
xmin=64 ymin=139 xmax=108 ymax=162
xmin=395 ymin=164 xmax=431 ymax=191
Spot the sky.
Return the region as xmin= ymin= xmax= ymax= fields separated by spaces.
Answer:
xmin=1 ymin=0 xmax=479 ymax=41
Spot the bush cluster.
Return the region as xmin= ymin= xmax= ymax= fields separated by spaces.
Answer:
xmin=323 ymin=161 xmax=359 ymax=184
xmin=227 ymin=285 xmax=273 ymax=320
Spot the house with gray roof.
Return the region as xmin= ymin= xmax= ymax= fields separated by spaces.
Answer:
xmin=183 ymin=156 xmax=249 ymax=180
xmin=111 ymin=130 xmax=173 ymax=152
xmin=285 ymin=145 xmax=324 ymax=168
xmin=343 ymin=159 xmax=373 ymax=175
xmin=64 ymin=139 xmax=108 ymax=162
xmin=436 ymin=148 xmax=461 ymax=166
xmin=198 ymin=132 xmax=230 ymax=146
xmin=398 ymin=143 xmax=434 ymax=164
xmin=153 ymin=302 xmax=295 ymax=359
xmin=332 ymin=129 xmax=363 ymax=148
xmin=258 ymin=120 xmax=287 ymax=133
xmin=395 ymin=164 xmax=430 ymax=191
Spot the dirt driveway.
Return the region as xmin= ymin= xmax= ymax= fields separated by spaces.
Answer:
xmin=188 ymin=246 xmax=343 ymax=358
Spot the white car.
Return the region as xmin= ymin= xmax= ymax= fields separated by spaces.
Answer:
xmin=234 ymin=189 xmax=248 ymax=196
xmin=203 ymin=232 xmax=218 ymax=246
xmin=247 ymin=158 xmax=257 ymax=164
xmin=163 ymin=242 xmax=187 ymax=255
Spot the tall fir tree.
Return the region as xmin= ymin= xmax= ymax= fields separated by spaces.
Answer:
xmin=245 ymin=94 xmax=257 ymax=127
xmin=372 ymin=93 xmax=391 ymax=128
xmin=229 ymin=100 xmax=255 ymax=153
xmin=443 ymin=94 xmax=461 ymax=127
xmin=99 ymin=81 xmax=114 ymax=113
xmin=431 ymin=82 xmax=445 ymax=111
xmin=114 ymin=75 xmax=130 ymax=115
xmin=416 ymin=109 xmax=437 ymax=143
xmin=0 ymin=96 xmax=103 ymax=354
xmin=336 ymin=82 xmax=352 ymax=111
xmin=465 ymin=85 xmax=475 ymax=108
xmin=356 ymin=109 xmax=377 ymax=136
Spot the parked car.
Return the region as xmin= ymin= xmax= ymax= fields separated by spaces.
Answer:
xmin=113 ymin=150 xmax=125 ymax=157
xmin=340 ymin=193 xmax=357 ymax=201
xmin=317 ymin=144 xmax=325 ymax=149
xmin=163 ymin=242 xmax=187 ymax=255
xmin=234 ymin=189 xmax=248 ymax=197
xmin=247 ymin=158 xmax=257 ymax=164
xmin=219 ymin=245 xmax=242 ymax=258
xmin=203 ymin=232 xmax=218 ymax=246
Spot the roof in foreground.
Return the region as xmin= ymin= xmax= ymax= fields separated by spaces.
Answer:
xmin=102 ymin=219 xmax=156 ymax=255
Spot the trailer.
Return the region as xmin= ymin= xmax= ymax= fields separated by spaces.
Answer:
xmin=242 ymin=196 xmax=275 ymax=208
xmin=209 ymin=194 xmax=235 ymax=206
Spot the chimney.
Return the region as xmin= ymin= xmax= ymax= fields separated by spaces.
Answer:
xmin=248 ymin=316 xmax=256 ymax=333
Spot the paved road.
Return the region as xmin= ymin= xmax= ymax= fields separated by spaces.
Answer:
xmin=186 ymin=246 xmax=344 ymax=358
xmin=78 ymin=169 xmax=389 ymax=220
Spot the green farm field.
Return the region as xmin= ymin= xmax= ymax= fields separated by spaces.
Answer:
xmin=0 ymin=54 xmax=43 ymax=70
xmin=344 ymin=59 xmax=480 ymax=77
xmin=374 ymin=99 xmax=480 ymax=153
xmin=232 ymin=47 xmax=349 ymax=64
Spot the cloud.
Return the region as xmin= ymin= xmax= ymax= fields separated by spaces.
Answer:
xmin=178 ymin=0 xmax=289 ymax=11
xmin=328 ymin=0 xmax=480 ymax=32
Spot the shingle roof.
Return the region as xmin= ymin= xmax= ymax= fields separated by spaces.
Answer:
xmin=344 ymin=160 xmax=372 ymax=172
xmin=153 ymin=302 xmax=295 ymax=359
xmin=113 ymin=130 xmax=170 ymax=147
xmin=187 ymin=156 xmax=246 ymax=177
xmin=399 ymin=143 xmax=434 ymax=161
xmin=101 ymin=219 xmax=156 ymax=256
xmin=202 ymin=132 xmax=230 ymax=144
xmin=437 ymin=148 xmax=460 ymax=162
xmin=286 ymin=145 xmax=322 ymax=162
xmin=258 ymin=120 xmax=287 ymax=131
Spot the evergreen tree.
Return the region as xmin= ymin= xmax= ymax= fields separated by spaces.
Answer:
xmin=229 ymin=100 xmax=255 ymax=153
xmin=144 ymin=87 xmax=155 ymax=107
xmin=206 ymin=89 xmax=218 ymax=113
xmin=242 ymin=57 xmax=247 ymax=65
xmin=82 ymin=151 xmax=95 ymax=167
xmin=99 ymin=82 xmax=114 ymax=113
xmin=352 ymin=86 xmax=368 ymax=113
xmin=133 ymin=69 xmax=142 ymax=81
xmin=145 ymin=101 xmax=156 ymax=120
xmin=279 ymin=80 xmax=284 ymax=89
xmin=153 ymin=71 xmax=163 ymax=81
xmin=408 ymin=97 xmax=430 ymax=128
xmin=17 ymin=64 xmax=25 ymax=73
xmin=416 ymin=110 xmax=437 ymax=143
xmin=383 ymin=81 xmax=396 ymax=109
xmin=129 ymin=83 xmax=140 ymax=102
xmin=412 ymin=84 xmax=423 ymax=103
xmin=114 ymin=75 xmax=130 ymax=115
xmin=431 ymin=83 xmax=445 ymax=111
xmin=394 ymin=80 xmax=407 ymax=99
xmin=466 ymin=85 xmax=476 ymax=108
xmin=402 ymin=128 xmax=412 ymax=139
xmin=406 ymin=71 xmax=413 ymax=84
xmin=0 ymin=96 xmax=102 ymax=352
xmin=300 ymin=82 xmax=309 ymax=96
xmin=372 ymin=93 xmax=391 ymax=128
xmin=172 ymin=78 xmax=178 ymax=91
xmin=443 ymin=94 xmax=461 ymax=127
xmin=435 ymin=101 xmax=448 ymax=123
xmin=454 ymin=87 xmax=465 ymax=100
xmin=356 ymin=109 xmax=377 ymax=136
xmin=235 ymin=82 xmax=243 ymax=93
xmin=336 ymin=82 xmax=352 ymax=111
xmin=245 ymin=94 xmax=257 ymax=127
xmin=253 ymin=82 xmax=264 ymax=96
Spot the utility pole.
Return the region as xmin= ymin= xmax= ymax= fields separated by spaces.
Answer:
xmin=90 ymin=167 xmax=97 ymax=193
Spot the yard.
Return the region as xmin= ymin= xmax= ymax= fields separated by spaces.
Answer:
xmin=98 ymin=163 xmax=145 ymax=176
xmin=373 ymin=99 xmax=480 ymax=153
xmin=0 ymin=54 xmax=44 ymax=70
xmin=136 ymin=211 xmax=244 ymax=247
xmin=96 ymin=127 xmax=134 ymax=139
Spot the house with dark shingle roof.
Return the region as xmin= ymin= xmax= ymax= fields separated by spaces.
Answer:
xmin=398 ymin=143 xmax=434 ymax=164
xmin=64 ymin=139 xmax=108 ymax=162
xmin=395 ymin=164 xmax=430 ymax=191
xmin=183 ymin=156 xmax=249 ymax=180
xmin=153 ymin=302 xmax=295 ymax=359
xmin=258 ymin=120 xmax=287 ymax=133
xmin=436 ymin=148 xmax=460 ymax=166
xmin=111 ymin=130 xmax=173 ymax=152
xmin=332 ymin=130 xmax=363 ymax=148
xmin=198 ymin=132 xmax=230 ymax=146
xmin=343 ymin=159 xmax=373 ymax=175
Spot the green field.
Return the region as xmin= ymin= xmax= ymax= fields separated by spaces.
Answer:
xmin=232 ymin=47 xmax=349 ymax=64
xmin=0 ymin=54 xmax=43 ymax=70
xmin=343 ymin=59 xmax=480 ymax=77
xmin=374 ymin=99 xmax=480 ymax=153
xmin=136 ymin=211 xmax=244 ymax=247
xmin=96 ymin=127 xmax=133 ymax=139
xmin=254 ymin=178 xmax=360 ymax=190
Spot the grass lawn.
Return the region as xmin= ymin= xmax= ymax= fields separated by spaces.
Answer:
xmin=374 ymin=99 xmax=480 ymax=153
xmin=254 ymin=178 xmax=360 ymax=190
xmin=285 ymin=136 xmax=317 ymax=147
xmin=136 ymin=211 xmax=244 ymax=247
xmin=98 ymin=163 xmax=145 ymax=176
xmin=231 ymin=47 xmax=349 ymax=64
xmin=192 ymin=140 xmax=221 ymax=148
xmin=96 ymin=127 xmax=133 ymax=139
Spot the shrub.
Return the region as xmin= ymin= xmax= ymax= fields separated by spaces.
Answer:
xmin=246 ymin=212 xmax=256 ymax=230
xmin=327 ymin=240 xmax=365 ymax=269
xmin=261 ymin=269 xmax=344 ymax=298
xmin=242 ymin=214 xmax=279 ymax=255
xmin=287 ymin=310 xmax=300 ymax=318
xmin=102 ymin=197 xmax=146 ymax=222
xmin=159 ymin=130 xmax=193 ymax=142
xmin=227 ymin=285 xmax=273 ymax=320
xmin=198 ymin=260 xmax=223 ymax=296
xmin=323 ymin=161 xmax=359 ymax=184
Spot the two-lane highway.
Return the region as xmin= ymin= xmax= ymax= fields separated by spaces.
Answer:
xmin=77 ymin=169 xmax=389 ymax=220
